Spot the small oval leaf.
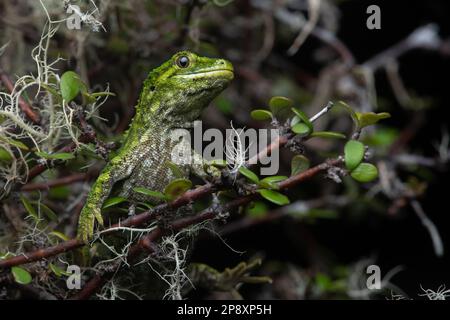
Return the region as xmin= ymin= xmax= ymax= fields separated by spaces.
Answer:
xmin=258 ymin=176 xmax=288 ymax=190
xmin=238 ymin=167 xmax=260 ymax=183
xmin=269 ymin=96 xmax=293 ymax=110
xmin=356 ymin=112 xmax=391 ymax=128
xmin=20 ymin=196 xmax=38 ymax=221
xmin=250 ymin=109 xmax=273 ymax=121
xmin=60 ymin=71 xmax=86 ymax=103
xmin=166 ymin=161 xmax=185 ymax=179
xmin=291 ymin=123 xmax=311 ymax=135
xmin=0 ymin=137 xmax=29 ymax=151
xmin=133 ymin=187 xmax=167 ymax=200
xmin=344 ymin=140 xmax=365 ymax=170
xmin=261 ymin=176 xmax=288 ymax=183
xmin=11 ymin=267 xmax=32 ymax=285
xmin=291 ymin=155 xmax=310 ymax=176
xmin=103 ymin=196 xmax=127 ymax=209
xmin=164 ymin=179 xmax=193 ymax=200
xmin=258 ymin=189 xmax=290 ymax=206
xmin=309 ymin=131 xmax=346 ymax=139
xmin=350 ymin=163 xmax=378 ymax=182
xmin=35 ymin=151 xmax=75 ymax=160
xmin=291 ymin=108 xmax=312 ymax=129
xmin=49 ymin=263 xmax=69 ymax=277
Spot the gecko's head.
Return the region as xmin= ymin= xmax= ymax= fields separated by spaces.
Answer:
xmin=141 ymin=51 xmax=234 ymax=123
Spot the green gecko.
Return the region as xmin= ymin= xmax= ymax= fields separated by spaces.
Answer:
xmin=77 ymin=51 xmax=234 ymax=241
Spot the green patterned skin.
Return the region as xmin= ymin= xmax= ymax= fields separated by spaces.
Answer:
xmin=77 ymin=51 xmax=234 ymax=242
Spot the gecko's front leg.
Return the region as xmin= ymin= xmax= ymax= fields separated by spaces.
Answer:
xmin=77 ymin=159 xmax=134 ymax=242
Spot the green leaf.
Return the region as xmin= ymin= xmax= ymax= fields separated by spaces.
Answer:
xmin=210 ymin=159 xmax=228 ymax=168
xmin=136 ymin=202 xmax=153 ymax=210
xmin=356 ymin=112 xmax=391 ymax=128
xmin=133 ymin=187 xmax=167 ymax=200
xmin=344 ymin=140 xmax=365 ymax=170
xmin=164 ymin=179 xmax=193 ymax=200
xmin=34 ymin=202 xmax=58 ymax=222
xmin=246 ymin=201 xmax=268 ymax=218
xmin=291 ymin=155 xmax=310 ymax=176
xmin=166 ymin=161 xmax=186 ymax=179
xmin=291 ymin=123 xmax=311 ymax=135
xmin=269 ymin=96 xmax=293 ymax=109
xmin=290 ymin=115 xmax=301 ymax=127
xmin=60 ymin=71 xmax=86 ymax=103
xmin=258 ymin=189 xmax=290 ymax=206
xmin=49 ymin=263 xmax=70 ymax=277
xmin=48 ymin=186 xmax=70 ymax=200
xmin=0 ymin=147 xmax=13 ymax=161
xmin=258 ymin=176 xmax=288 ymax=189
xmin=291 ymin=108 xmax=312 ymax=129
xmin=238 ymin=167 xmax=260 ymax=183
xmin=11 ymin=267 xmax=32 ymax=285
xmin=81 ymin=91 xmax=96 ymax=104
xmin=250 ymin=109 xmax=273 ymax=121
xmin=261 ymin=176 xmax=288 ymax=183
xmin=0 ymin=136 xmax=29 ymax=150
xmin=103 ymin=196 xmax=127 ymax=209
xmin=309 ymin=131 xmax=346 ymax=139
xmin=35 ymin=151 xmax=75 ymax=160
xmin=40 ymin=83 xmax=62 ymax=102
xmin=315 ymin=273 xmax=333 ymax=291
xmin=350 ymin=163 xmax=378 ymax=182
xmin=20 ymin=196 xmax=38 ymax=221
xmin=49 ymin=231 xmax=69 ymax=242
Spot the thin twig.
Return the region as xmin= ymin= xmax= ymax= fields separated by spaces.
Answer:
xmin=21 ymin=173 xmax=87 ymax=191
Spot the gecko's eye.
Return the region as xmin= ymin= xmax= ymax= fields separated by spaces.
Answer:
xmin=176 ymin=56 xmax=190 ymax=68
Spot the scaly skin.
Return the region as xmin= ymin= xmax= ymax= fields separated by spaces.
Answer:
xmin=77 ymin=51 xmax=234 ymax=241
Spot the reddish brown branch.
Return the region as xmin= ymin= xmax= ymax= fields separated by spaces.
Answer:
xmin=0 ymin=239 xmax=84 ymax=269
xmin=21 ymin=173 xmax=87 ymax=191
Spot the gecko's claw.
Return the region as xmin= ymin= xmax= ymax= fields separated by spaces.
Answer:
xmin=76 ymin=205 xmax=104 ymax=243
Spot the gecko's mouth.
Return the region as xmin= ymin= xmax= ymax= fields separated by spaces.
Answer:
xmin=174 ymin=68 xmax=234 ymax=80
